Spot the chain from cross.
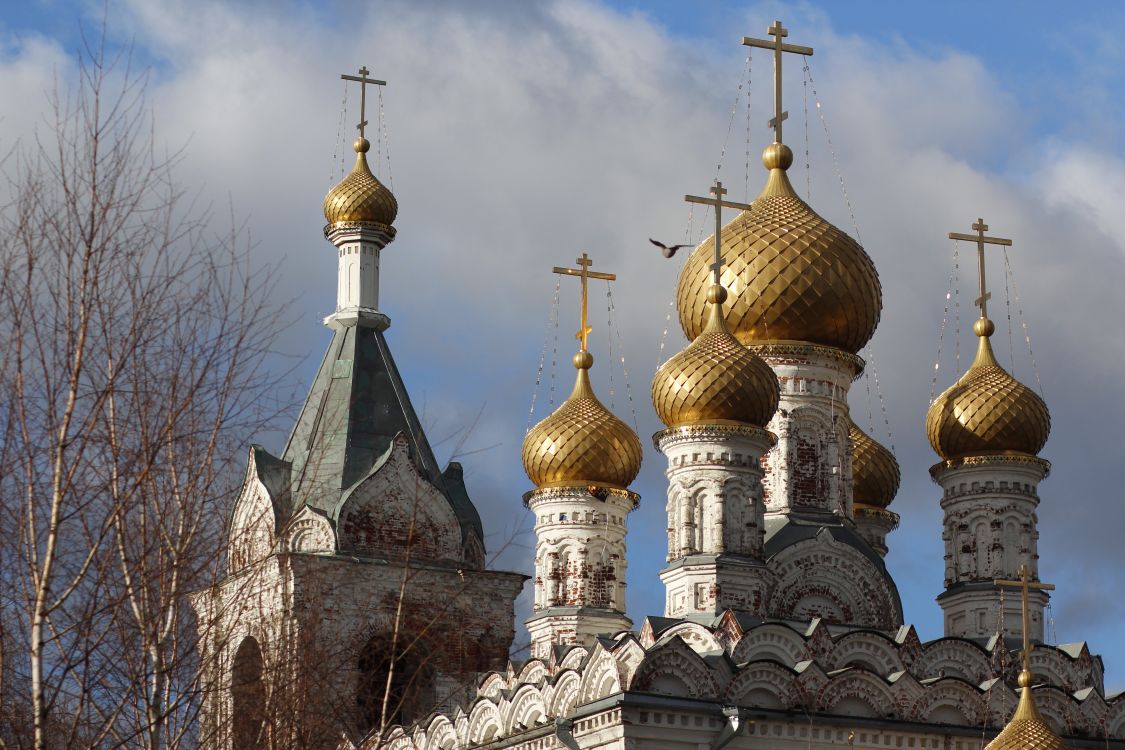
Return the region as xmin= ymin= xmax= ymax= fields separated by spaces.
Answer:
xmin=684 ymin=180 xmax=752 ymax=286
xmin=553 ymin=253 xmax=616 ymax=352
xmin=995 ymin=564 xmax=1055 ymax=674
xmin=743 ymin=20 xmax=813 ymax=144
xmin=949 ymin=218 xmax=1013 ymax=320
xmin=340 ymin=66 xmax=387 ymax=141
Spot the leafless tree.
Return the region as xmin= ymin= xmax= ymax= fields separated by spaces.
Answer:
xmin=0 ymin=32 xmax=284 ymax=750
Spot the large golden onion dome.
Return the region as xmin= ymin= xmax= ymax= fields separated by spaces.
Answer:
xmin=926 ymin=318 xmax=1050 ymax=460
xmin=849 ymin=419 xmax=900 ymax=509
xmin=676 ymin=144 xmax=881 ymax=354
xmin=652 ymin=284 xmax=779 ymax=428
xmin=522 ymin=352 xmax=643 ymax=489
xmin=984 ymin=671 xmax=1071 ymax=750
xmin=323 ymin=137 xmax=398 ymax=226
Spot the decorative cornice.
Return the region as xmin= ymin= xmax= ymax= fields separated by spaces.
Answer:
xmin=323 ymin=220 xmax=396 ymax=242
xmin=522 ymin=483 xmax=640 ymax=509
xmin=749 ymin=340 xmax=866 ymax=378
xmin=930 ymin=453 xmax=1051 ymax=480
xmin=653 ymin=423 xmax=776 ymax=451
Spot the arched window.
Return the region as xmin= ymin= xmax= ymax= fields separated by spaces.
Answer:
xmin=232 ymin=637 xmax=265 ymax=750
xmin=356 ymin=634 xmax=435 ymax=732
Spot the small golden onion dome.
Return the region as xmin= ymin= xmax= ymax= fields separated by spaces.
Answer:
xmin=926 ymin=318 xmax=1050 ymax=460
xmin=984 ymin=671 xmax=1071 ymax=750
xmin=652 ymin=284 xmax=779 ymax=428
xmin=323 ymin=137 xmax=398 ymax=226
xmin=522 ymin=352 xmax=643 ymax=489
xmin=849 ymin=419 xmax=900 ymax=509
xmin=676 ymin=143 xmax=881 ymax=354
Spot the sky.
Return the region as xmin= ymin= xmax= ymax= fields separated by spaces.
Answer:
xmin=3 ymin=0 xmax=1124 ymax=694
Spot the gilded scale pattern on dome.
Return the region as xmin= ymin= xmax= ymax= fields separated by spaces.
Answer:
xmin=323 ymin=138 xmax=398 ymax=226
xmin=676 ymin=145 xmax=882 ymax=354
xmin=652 ymin=300 xmax=779 ymax=427
xmin=927 ymin=323 xmax=1050 ymax=460
xmin=849 ymin=419 xmax=900 ymax=509
xmin=522 ymin=363 xmax=643 ymax=489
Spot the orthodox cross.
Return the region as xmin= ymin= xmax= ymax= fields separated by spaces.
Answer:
xmin=995 ymin=564 xmax=1055 ymax=674
xmin=949 ymin=218 xmax=1013 ymax=320
xmin=742 ymin=21 xmax=814 ymax=144
xmin=340 ymin=66 xmax=387 ymax=140
xmin=685 ymin=180 xmax=752 ymax=285
xmin=553 ymin=253 xmax=616 ymax=352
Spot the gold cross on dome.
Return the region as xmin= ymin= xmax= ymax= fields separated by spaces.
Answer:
xmin=995 ymin=564 xmax=1055 ymax=674
xmin=684 ymin=179 xmax=752 ymax=285
xmin=340 ymin=66 xmax=387 ymax=140
xmin=743 ymin=20 xmax=814 ymax=144
xmin=949 ymin=217 xmax=1013 ymax=320
xmin=553 ymin=253 xmax=616 ymax=352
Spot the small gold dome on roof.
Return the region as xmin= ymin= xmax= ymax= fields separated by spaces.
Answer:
xmin=984 ymin=671 xmax=1071 ymax=750
xmin=522 ymin=352 xmax=643 ymax=489
xmin=652 ymin=285 xmax=779 ymax=428
xmin=676 ymin=144 xmax=881 ymax=354
xmin=849 ymin=419 xmax=900 ymax=509
xmin=926 ymin=318 xmax=1050 ymax=460
xmin=323 ymin=138 xmax=398 ymax=226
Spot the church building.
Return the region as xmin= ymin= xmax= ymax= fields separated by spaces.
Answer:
xmin=191 ymin=22 xmax=1125 ymax=750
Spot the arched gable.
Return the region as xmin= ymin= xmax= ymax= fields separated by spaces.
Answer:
xmin=830 ymin=630 xmax=904 ymax=675
xmin=659 ymin=622 xmax=724 ymax=656
xmin=767 ymin=533 xmax=901 ymax=629
xmin=578 ymin=646 xmax=622 ymax=706
xmin=503 ymin=684 xmax=548 ymax=735
xmin=517 ymin=660 xmax=548 ymax=687
xmin=423 ymin=715 xmax=457 ymax=750
xmin=547 ymin=670 xmax=580 ymax=717
xmin=285 ymin=505 xmax=335 ymax=553
xmin=630 ymin=637 xmax=721 ymax=700
xmin=466 ymin=700 xmax=502 ymax=745
xmin=558 ymin=646 xmax=588 ymax=671
xmin=477 ymin=672 xmax=506 ymax=700
xmin=731 ymin=622 xmax=807 ymax=666
xmin=911 ymin=677 xmax=985 ymax=726
xmin=228 ymin=462 xmax=278 ymax=572
xmin=337 ymin=439 xmax=463 ymax=563
xmin=819 ymin=670 xmax=896 ymax=718
xmin=914 ymin=637 xmax=993 ymax=683
xmin=723 ymin=660 xmax=793 ymax=708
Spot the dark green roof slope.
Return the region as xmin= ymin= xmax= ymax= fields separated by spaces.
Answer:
xmin=279 ymin=323 xmax=482 ymax=546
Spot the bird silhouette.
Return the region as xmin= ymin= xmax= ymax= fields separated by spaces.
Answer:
xmin=649 ymin=238 xmax=690 ymax=258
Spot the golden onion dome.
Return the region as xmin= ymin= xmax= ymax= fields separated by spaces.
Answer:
xmin=323 ymin=137 xmax=398 ymax=226
xmin=522 ymin=351 xmax=643 ymax=489
xmin=652 ymin=284 xmax=779 ymax=428
xmin=849 ymin=419 xmax=900 ymax=509
xmin=676 ymin=144 xmax=881 ymax=354
xmin=926 ymin=318 xmax=1050 ymax=460
xmin=984 ymin=671 xmax=1071 ymax=750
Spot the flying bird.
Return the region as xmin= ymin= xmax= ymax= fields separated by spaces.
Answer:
xmin=649 ymin=238 xmax=690 ymax=258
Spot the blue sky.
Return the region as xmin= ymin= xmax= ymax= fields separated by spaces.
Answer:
xmin=3 ymin=0 xmax=1125 ymax=695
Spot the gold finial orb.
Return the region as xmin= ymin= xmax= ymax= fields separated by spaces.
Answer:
xmin=973 ymin=317 xmax=996 ymax=337
xmin=706 ymin=284 xmax=728 ymax=305
xmin=1018 ymin=671 xmax=1033 ymax=689
xmin=926 ymin=332 xmax=1050 ymax=460
xmin=573 ymin=351 xmax=593 ymax=369
xmin=354 ymin=137 xmax=371 ymax=153
xmin=762 ymin=142 xmax=794 ymax=171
